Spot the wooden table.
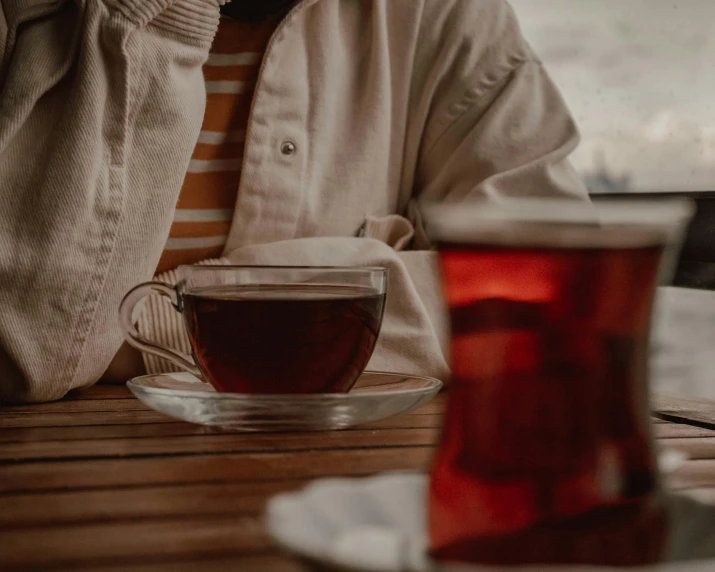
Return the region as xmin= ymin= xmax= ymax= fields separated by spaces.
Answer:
xmin=2 ymin=387 xmax=715 ymax=571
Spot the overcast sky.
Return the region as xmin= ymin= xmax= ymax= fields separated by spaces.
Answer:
xmin=509 ymin=0 xmax=715 ymax=191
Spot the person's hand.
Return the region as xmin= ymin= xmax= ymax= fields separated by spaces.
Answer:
xmin=101 ymin=341 xmax=146 ymax=384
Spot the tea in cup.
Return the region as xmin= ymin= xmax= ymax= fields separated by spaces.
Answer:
xmin=119 ymin=266 xmax=387 ymax=394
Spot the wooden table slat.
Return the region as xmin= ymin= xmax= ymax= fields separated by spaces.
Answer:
xmin=0 ymin=515 xmax=268 ymax=568
xmin=0 ymin=410 xmax=187 ymax=428
xmin=66 ymin=385 xmax=138 ymax=400
xmin=0 ymin=446 xmax=434 ymax=494
xmin=6 ymin=399 xmax=152 ymax=414
xmin=0 ymin=427 xmax=438 ymax=462
xmin=0 ymin=480 xmax=307 ymax=527
xmin=0 ymin=422 xmax=225 ymax=443
xmin=56 ymin=555 xmax=309 ymax=572
xmin=0 ymin=413 xmax=442 ymax=444
xmin=653 ymin=423 xmax=715 ymax=439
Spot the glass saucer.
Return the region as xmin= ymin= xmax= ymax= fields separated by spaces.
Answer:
xmin=126 ymin=371 xmax=442 ymax=432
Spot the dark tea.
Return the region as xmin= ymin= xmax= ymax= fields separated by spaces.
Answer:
xmin=429 ymin=242 xmax=669 ymax=566
xmin=182 ymin=284 xmax=386 ymax=394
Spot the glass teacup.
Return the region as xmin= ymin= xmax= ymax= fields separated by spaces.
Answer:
xmin=119 ymin=266 xmax=388 ymax=394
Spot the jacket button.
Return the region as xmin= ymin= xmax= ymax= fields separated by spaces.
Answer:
xmin=280 ymin=140 xmax=297 ymax=156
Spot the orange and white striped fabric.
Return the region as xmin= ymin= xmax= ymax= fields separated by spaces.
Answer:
xmin=155 ymin=16 xmax=281 ymax=275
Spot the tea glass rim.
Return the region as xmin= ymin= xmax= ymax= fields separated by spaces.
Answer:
xmin=174 ymin=265 xmax=389 ymax=295
xmin=176 ymin=264 xmax=388 ymax=273
xmin=422 ymin=197 xmax=695 ymax=248
xmin=421 ymin=197 xmax=694 ymax=225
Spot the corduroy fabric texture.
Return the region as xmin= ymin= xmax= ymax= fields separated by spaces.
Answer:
xmin=0 ymin=0 xmax=222 ymax=403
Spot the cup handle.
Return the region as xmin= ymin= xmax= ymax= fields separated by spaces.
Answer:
xmin=118 ymin=281 xmax=203 ymax=379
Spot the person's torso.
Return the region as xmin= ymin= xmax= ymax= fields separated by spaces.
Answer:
xmin=152 ymin=0 xmax=534 ymax=275
xmin=159 ymin=0 xmax=531 ymax=264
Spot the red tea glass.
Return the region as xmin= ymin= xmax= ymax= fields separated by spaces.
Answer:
xmin=424 ymin=199 xmax=693 ymax=566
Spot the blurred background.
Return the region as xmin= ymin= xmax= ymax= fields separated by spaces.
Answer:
xmin=510 ymin=0 xmax=715 ymax=195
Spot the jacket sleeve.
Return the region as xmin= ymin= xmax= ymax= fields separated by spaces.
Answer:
xmin=413 ymin=0 xmax=588 ymax=207
xmin=0 ymin=0 xmax=221 ymax=403
xmin=415 ymin=58 xmax=588 ymax=206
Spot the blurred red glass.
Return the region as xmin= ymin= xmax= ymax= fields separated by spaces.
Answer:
xmin=425 ymin=200 xmax=693 ymax=566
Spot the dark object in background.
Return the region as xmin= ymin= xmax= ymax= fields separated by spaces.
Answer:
xmin=594 ymin=192 xmax=715 ymax=290
xmin=220 ymin=0 xmax=297 ymax=21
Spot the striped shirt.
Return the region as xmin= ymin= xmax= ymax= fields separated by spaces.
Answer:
xmin=155 ymin=16 xmax=281 ymax=275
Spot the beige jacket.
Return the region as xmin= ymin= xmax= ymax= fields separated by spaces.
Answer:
xmin=0 ymin=0 xmax=587 ymax=404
